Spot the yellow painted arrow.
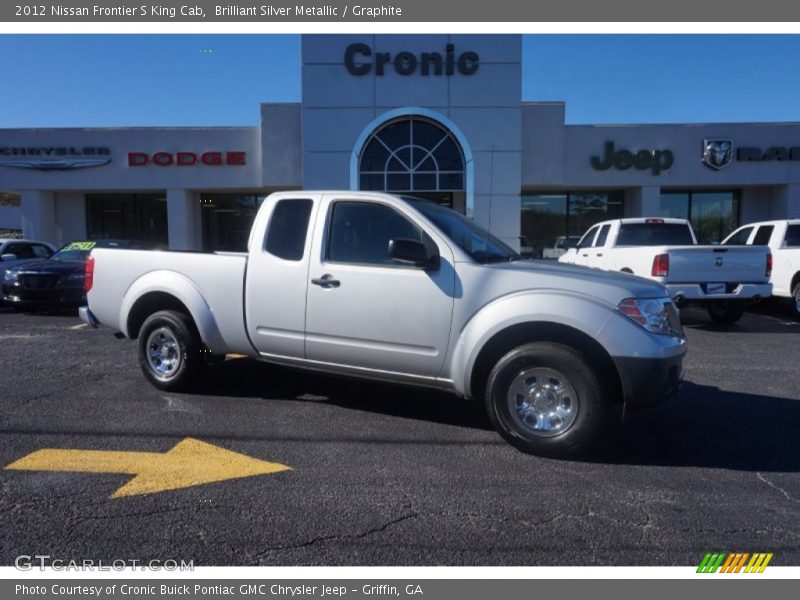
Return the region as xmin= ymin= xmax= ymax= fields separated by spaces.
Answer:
xmin=4 ymin=438 xmax=291 ymax=499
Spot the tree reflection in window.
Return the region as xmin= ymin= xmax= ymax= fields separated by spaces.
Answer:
xmin=359 ymin=117 xmax=465 ymax=193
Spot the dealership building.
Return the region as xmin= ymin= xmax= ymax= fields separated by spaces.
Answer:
xmin=2 ymin=34 xmax=800 ymax=254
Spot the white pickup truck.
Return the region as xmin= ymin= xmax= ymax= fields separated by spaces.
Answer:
xmin=559 ymin=218 xmax=772 ymax=324
xmin=723 ymin=219 xmax=800 ymax=315
xmin=80 ymin=192 xmax=686 ymax=457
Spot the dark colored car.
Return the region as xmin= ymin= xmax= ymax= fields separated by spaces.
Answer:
xmin=2 ymin=240 xmax=158 ymax=311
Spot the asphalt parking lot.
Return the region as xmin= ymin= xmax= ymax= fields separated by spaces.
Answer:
xmin=1 ymin=302 xmax=799 ymax=566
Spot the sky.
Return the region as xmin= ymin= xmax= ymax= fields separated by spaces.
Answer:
xmin=1 ymin=34 xmax=800 ymax=127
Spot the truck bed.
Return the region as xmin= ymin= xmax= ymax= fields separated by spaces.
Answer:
xmin=88 ymin=248 xmax=252 ymax=354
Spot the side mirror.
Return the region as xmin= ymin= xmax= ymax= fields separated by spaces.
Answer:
xmin=1 ymin=253 xmax=17 ymax=262
xmin=388 ymin=238 xmax=439 ymax=269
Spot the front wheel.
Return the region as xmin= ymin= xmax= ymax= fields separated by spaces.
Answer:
xmin=707 ymin=301 xmax=745 ymax=324
xmin=484 ymin=342 xmax=610 ymax=457
xmin=138 ymin=310 xmax=205 ymax=391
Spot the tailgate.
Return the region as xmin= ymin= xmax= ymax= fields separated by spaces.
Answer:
xmin=666 ymin=245 xmax=769 ymax=284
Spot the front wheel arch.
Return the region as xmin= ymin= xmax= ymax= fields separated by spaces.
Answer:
xmin=468 ymin=322 xmax=623 ymax=405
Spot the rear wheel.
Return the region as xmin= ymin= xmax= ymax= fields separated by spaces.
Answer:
xmin=484 ymin=342 xmax=610 ymax=457
xmin=707 ymin=301 xmax=745 ymax=324
xmin=792 ymin=282 xmax=800 ymax=317
xmin=138 ymin=310 xmax=205 ymax=391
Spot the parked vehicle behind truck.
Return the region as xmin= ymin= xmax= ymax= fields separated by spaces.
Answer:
xmin=81 ymin=192 xmax=686 ymax=457
xmin=559 ymin=218 xmax=772 ymax=324
xmin=542 ymin=236 xmax=581 ymax=259
xmin=722 ymin=219 xmax=800 ymax=316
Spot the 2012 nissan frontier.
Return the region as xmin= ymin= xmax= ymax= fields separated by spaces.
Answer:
xmin=80 ymin=192 xmax=686 ymax=456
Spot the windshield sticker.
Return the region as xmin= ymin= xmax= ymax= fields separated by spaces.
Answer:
xmin=64 ymin=241 xmax=96 ymax=251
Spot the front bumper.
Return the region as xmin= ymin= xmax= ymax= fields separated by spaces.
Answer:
xmin=666 ymin=282 xmax=772 ymax=305
xmin=614 ymin=352 xmax=684 ymax=410
xmin=1 ymin=284 xmax=86 ymax=307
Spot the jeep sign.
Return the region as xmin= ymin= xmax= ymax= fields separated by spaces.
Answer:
xmin=591 ymin=141 xmax=674 ymax=176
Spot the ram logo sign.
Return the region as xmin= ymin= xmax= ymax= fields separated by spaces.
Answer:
xmin=702 ymin=139 xmax=734 ymax=170
xmin=697 ymin=552 xmax=773 ymax=573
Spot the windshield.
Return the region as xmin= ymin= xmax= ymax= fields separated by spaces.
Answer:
xmin=404 ymin=198 xmax=520 ymax=263
xmin=51 ymin=241 xmax=96 ymax=262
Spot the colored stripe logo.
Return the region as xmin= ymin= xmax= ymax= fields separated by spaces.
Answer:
xmin=697 ymin=552 xmax=773 ymax=573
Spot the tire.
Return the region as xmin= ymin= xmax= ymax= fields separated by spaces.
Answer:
xmin=792 ymin=281 xmax=800 ymax=317
xmin=137 ymin=310 xmax=205 ymax=391
xmin=707 ymin=301 xmax=745 ymax=324
xmin=484 ymin=342 xmax=609 ymax=457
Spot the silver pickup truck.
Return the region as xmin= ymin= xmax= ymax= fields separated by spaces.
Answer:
xmin=80 ymin=191 xmax=686 ymax=457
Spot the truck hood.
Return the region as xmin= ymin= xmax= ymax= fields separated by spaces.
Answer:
xmin=481 ymin=259 xmax=669 ymax=306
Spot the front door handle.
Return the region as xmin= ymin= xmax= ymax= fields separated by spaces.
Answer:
xmin=596 ymin=253 xmax=603 ymax=257
xmin=311 ymin=274 xmax=340 ymax=288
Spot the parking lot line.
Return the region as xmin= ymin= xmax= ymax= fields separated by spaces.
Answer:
xmin=69 ymin=323 xmax=88 ymax=330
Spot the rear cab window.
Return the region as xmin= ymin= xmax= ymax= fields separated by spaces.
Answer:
xmin=264 ymin=199 xmax=314 ymax=261
xmin=616 ymin=223 xmax=696 ymax=246
xmin=785 ymin=224 xmax=800 ymax=247
xmin=577 ymin=226 xmax=599 ymax=248
xmin=724 ymin=226 xmax=754 ymax=246
xmin=753 ymin=225 xmax=775 ymax=246
xmin=594 ymin=224 xmax=611 ymax=248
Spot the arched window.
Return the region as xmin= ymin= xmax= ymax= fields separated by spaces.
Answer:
xmin=358 ymin=117 xmax=465 ymax=195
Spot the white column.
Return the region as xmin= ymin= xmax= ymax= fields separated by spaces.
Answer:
xmin=639 ymin=186 xmax=661 ymax=217
xmin=20 ymin=190 xmax=57 ymax=245
xmin=54 ymin=192 xmax=87 ymax=246
xmin=774 ymin=183 xmax=800 ymax=219
xmin=166 ymin=189 xmax=199 ymax=251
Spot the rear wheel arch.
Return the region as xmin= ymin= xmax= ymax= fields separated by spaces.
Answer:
xmin=468 ymin=322 xmax=623 ymax=404
xmin=791 ymin=271 xmax=800 ymax=294
xmin=127 ymin=291 xmax=195 ymax=340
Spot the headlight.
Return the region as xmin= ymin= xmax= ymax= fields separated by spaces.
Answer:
xmin=617 ymin=297 xmax=683 ymax=337
xmin=3 ymin=269 xmax=19 ymax=283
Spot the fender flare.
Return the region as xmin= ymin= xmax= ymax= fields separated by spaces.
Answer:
xmin=118 ymin=270 xmax=228 ymax=353
xmin=447 ymin=290 xmax=617 ymax=398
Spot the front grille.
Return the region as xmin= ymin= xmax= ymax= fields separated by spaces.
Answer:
xmin=20 ymin=274 xmax=59 ymax=289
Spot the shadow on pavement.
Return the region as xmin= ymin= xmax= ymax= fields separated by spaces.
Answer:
xmin=609 ymin=381 xmax=800 ymax=472
xmin=197 ymin=360 xmax=800 ymax=471
xmin=200 ymin=357 xmax=493 ymax=432
xmin=680 ymin=304 xmax=799 ymax=333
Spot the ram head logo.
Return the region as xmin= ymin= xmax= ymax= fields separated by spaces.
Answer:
xmin=703 ymin=139 xmax=734 ymax=170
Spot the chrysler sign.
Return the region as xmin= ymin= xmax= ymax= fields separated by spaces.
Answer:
xmin=0 ymin=146 xmax=111 ymax=170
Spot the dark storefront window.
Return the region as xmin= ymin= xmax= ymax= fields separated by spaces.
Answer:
xmin=86 ymin=194 xmax=168 ymax=246
xmin=521 ymin=191 xmax=623 ymax=257
xmin=201 ymin=193 xmax=266 ymax=252
xmin=660 ymin=190 xmax=740 ymax=244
